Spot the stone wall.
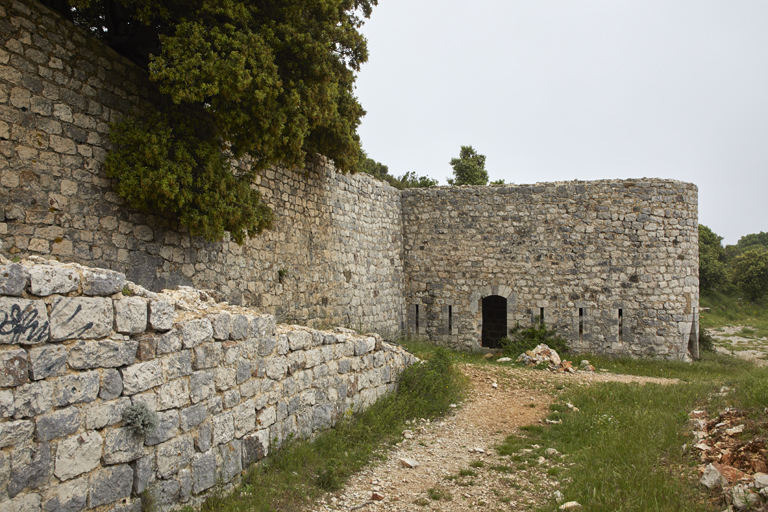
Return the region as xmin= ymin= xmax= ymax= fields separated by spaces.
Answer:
xmin=0 ymin=0 xmax=406 ymax=336
xmin=401 ymin=180 xmax=699 ymax=359
xmin=0 ymin=257 xmax=416 ymax=512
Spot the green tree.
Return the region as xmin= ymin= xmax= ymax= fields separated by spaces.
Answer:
xmin=730 ymin=248 xmax=768 ymax=302
xmin=357 ymin=150 xmax=437 ymax=189
xmin=736 ymin=232 xmax=768 ymax=251
xmin=699 ymin=225 xmax=727 ymax=292
xmin=49 ymin=0 xmax=377 ymax=243
xmin=447 ymin=146 xmax=488 ymax=186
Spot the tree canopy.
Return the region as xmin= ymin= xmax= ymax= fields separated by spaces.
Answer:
xmin=699 ymin=224 xmax=727 ymax=292
xmin=47 ymin=0 xmax=377 ymax=243
xmin=447 ymin=146 xmax=488 ymax=186
xmin=357 ymin=150 xmax=437 ymax=190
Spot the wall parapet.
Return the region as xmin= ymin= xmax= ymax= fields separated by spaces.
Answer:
xmin=0 ymin=256 xmax=416 ymax=512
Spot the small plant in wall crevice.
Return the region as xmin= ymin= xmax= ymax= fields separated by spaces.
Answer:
xmin=123 ymin=402 xmax=159 ymax=438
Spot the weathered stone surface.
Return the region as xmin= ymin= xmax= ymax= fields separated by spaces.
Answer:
xmin=195 ymin=420 xmax=212 ymax=453
xmin=99 ymin=368 xmax=123 ymax=400
xmin=28 ymin=265 xmax=79 ymax=296
xmin=222 ymin=389 xmax=240 ymax=409
xmin=156 ymin=436 xmax=194 ymax=478
xmin=233 ymin=399 xmax=256 ymax=438
xmin=242 ymin=430 xmax=269 ymax=467
xmin=258 ymin=334 xmax=278 ymax=357
xmin=179 ymin=403 xmax=207 ymax=432
xmin=149 ymin=300 xmax=174 ymax=331
xmin=156 ymin=378 xmax=190 ymax=411
xmin=8 ymin=442 xmax=51 ymax=497
xmin=251 ymin=316 xmax=276 ymax=340
xmin=0 ymin=264 xmax=30 ymax=296
xmin=236 ymin=360 xmax=251 ymax=385
xmin=0 ymin=389 xmax=13 ymax=418
xmin=28 ymin=345 xmax=66 ymax=380
xmin=114 ymin=297 xmax=147 ymax=334
xmin=49 ymin=297 xmax=112 ymax=341
xmin=13 ymin=381 xmax=53 ymax=418
xmin=288 ymin=330 xmax=311 ymax=351
xmin=156 ymin=329 xmax=183 ymax=354
xmin=210 ymin=312 xmax=230 ymax=340
xmin=179 ymin=468 xmax=192 ymax=502
xmin=35 ymin=407 xmax=80 ymax=442
xmin=257 ymin=406 xmax=276 ymax=430
xmin=191 ymin=451 xmax=216 ymax=494
xmin=86 ymin=397 xmax=131 ymax=430
xmin=218 ymin=439 xmax=242 ymax=483
xmin=68 ymin=338 xmax=139 ymax=369
xmin=144 ymin=410 xmax=179 ymax=446
xmin=131 ymin=456 xmax=155 ymax=495
xmin=181 ymin=319 xmax=213 ymax=348
xmin=189 ymin=371 xmax=215 ymax=403
xmin=6 ymin=493 xmax=42 ymax=512
xmin=120 ymin=360 xmax=164 ymax=395
xmin=266 ymin=356 xmax=287 ymax=380
xmin=193 ymin=342 xmax=222 ymax=370
xmin=42 ymin=476 xmax=87 ymax=512
xmin=0 ymin=298 xmax=49 ymax=345
xmin=53 ymin=371 xmax=100 ymax=406
xmin=160 ymin=351 xmax=192 ymax=379
xmin=103 ymin=427 xmax=144 ymax=464
xmin=212 ymin=411 xmax=235 ymax=445
xmin=229 ymin=315 xmax=249 ymax=340
xmin=0 ymin=348 xmax=29 ymax=387
xmin=82 ymin=268 xmax=125 ymax=296
xmin=54 ymin=431 xmax=103 ymax=481
xmin=88 ymin=464 xmax=133 ymax=508
xmin=150 ymin=478 xmax=180 ymax=506
xmin=215 ymin=367 xmax=236 ymax=391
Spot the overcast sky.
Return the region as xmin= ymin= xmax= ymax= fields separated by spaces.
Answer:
xmin=354 ymin=0 xmax=768 ymax=246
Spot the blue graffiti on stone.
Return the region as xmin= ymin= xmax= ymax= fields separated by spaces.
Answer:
xmin=0 ymin=304 xmax=49 ymax=343
xmin=58 ymin=304 xmax=95 ymax=339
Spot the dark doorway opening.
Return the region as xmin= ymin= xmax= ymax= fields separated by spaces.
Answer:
xmin=482 ymin=295 xmax=507 ymax=348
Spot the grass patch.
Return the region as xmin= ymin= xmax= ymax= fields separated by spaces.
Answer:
xmin=701 ymin=290 xmax=768 ymax=338
xmin=470 ymin=460 xmax=485 ymax=468
xmin=196 ymin=347 xmax=465 ymax=512
xmin=427 ymin=487 xmax=452 ymax=501
xmin=458 ymin=468 xmax=477 ymax=477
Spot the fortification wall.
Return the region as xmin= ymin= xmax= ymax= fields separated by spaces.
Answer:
xmin=0 ymin=0 xmax=406 ymax=336
xmin=0 ymin=257 xmax=415 ymax=512
xmin=402 ymin=180 xmax=699 ymax=359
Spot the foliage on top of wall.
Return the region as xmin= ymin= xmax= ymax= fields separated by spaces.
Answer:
xmin=447 ymin=146 xmax=489 ymax=186
xmin=357 ymin=149 xmax=438 ymax=189
xmin=51 ymin=0 xmax=377 ymax=243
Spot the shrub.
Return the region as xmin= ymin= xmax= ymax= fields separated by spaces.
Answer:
xmin=500 ymin=322 xmax=570 ymax=358
xmin=123 ymin=402 xmax=159 ymax=437
xmin=698 ymin=330 xmax=715 ymax=353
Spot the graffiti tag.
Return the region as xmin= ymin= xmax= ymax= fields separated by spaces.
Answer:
xmin=0 ymin=304 xmax=49 ymax=344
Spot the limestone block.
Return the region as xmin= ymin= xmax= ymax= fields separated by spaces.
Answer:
xmin=88 ymin=464 xmax=133 ymax=508
xmin=85 ymin=397 xmax=131 ymax=430
xmin=242 ymin=429 xmax=269 ymax=467
xmin=287 ymin=351 xmax=306 ymax=375
xmin=193 ymin=342 xmax=222 ymax=370
xmin=277 ymin=334 xmax=289 ymax=355
xmin=250 ymin=315 xmax=276 ymax=340
xmin=99 ymin=368 xmax=123 ymax=400
xmin=229 ymin=315 xmax=249 ymax=340
xmin=265 ymin=356 xmax=287 ymax=380
xmin=195 ymin=420 xmax=212 ymax=453
xmin=189 ymin=371 xmax=215 ymax=403
xmin=257 ymin=334 xmax=277 ymax=357
xmin=8 ymin=442 xmax=51 ymax=497
xmin=103 ymin=427 xmax=144 ymax=464
xmin=68 ymin=338 xmax=139 ymax=369
xmin=215 ymin=367 xmax=236 ymax=391
xmin=28 ymin=344 xmax=66 ymax=380
xmin=191 ymin=451 xmax=216 ymax=494
xmin=13 ymin=381 xmax=53 ymax=418
xmin=42 ymin=476 xmax=87 ymax=512
xmin=0 ymin=389 xmax=13 ymax=418
xmin=120 ymin=360 xmax=164 ymax=395
xmin=131 ymin=455 xmax=155 ymax=495
xmin=0 ymin=347 xmax=29 ymax=387
xmin=236 ymin=360 xmax=251 ymax=385
xmin=217 ymin=439 xmax=242 ymax=483
xmin=305 ymin=348 xmax=323 ymax=368
xmin=181 ymin=319 xmax=213 ymax=348
xmin=149 ymin=299 xmax=174 ymax=332
xmin=256 ymin=406 xmax=276 ymax=430
xmin=156 ymin=329 xmax=182 ymax=354
xmin=82 ymin=268 xmax=125 ymax=296
xmin=114 ymin=297 xmax=147 ymax=334
xmin=150 ymin=478 xmax=180 ymax=506
xmin=156 ymin=435 xmax=194 ymax=478
xmin=54 ymin=431 xmax=103 ymax=481
xmin=212 ymin=411 xmax=235 ymax=446
xmin=6 ymin=493 xmax=42 ymax=512
xmin=50 ymin=297 xmax=112 ymax=341
xmin=35 ymin=406 xmax=80 ymax=442
xmin=179 ymin=467 xmax=192 ymax=503
xmin=288 ymin=330 xmax=311 ymax=351
xmin=0 ymin=263 xmax=30 ymax=296
xmin=144 ymin=410 xmax=179 ymax=446
xmin=53 ymin=371 xmax=100 ymax=406
xmin=0 ymin=420 xmax=34 ymax=449
xmin=27 ymin=265 xmax=79 ymax=296
xmin=222 ymin=389 xmax=240 ymax=409
xmin=179 ymin=403 xmax=207 ymax=432
xmin=233 ymin=399 xmax=256 ymax=438
xmin=210 ymin=312 xmax=230 ymax=340
xmin=0 ymin=297 xmax=49 ymax=345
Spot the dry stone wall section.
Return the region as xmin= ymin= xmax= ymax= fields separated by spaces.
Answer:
xmin=0 ymin=257 xmax=416 ymax=512
xmin=402 ymin=180 xmax=699 ymax=360
xmin=0 ymin=0 xmax=406 ymax=336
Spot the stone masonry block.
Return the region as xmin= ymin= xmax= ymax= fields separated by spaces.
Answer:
xmin=288 ymin=330 xmax=311 ymax=351
xmin=191 ymin=451 xmax=215 ymax=494
xmin=0 ymin=420 xmax=34 ymax=448
xmin=217 ymin=439 xmax=242 ymax=483
xmin=53 ymin=371 xmax=100 ymax=406
xmin=50 ymin=297 xmax=112 ymax=341
xmin=99 ymin=368 xmax=123 ymax=400
xmin=86 ymin=397 xmax=131 ymax=430
xmin=42 ymin=476 xmax=88 ymax=512
xmin=0 ymin=263 xmax=30 ymax=296
xmin=210 ymin=312 xmax=229 ymax=340
xmin=181 ymin=319 xmax=213 ymax=348
xmin=212 ymin=411 xmax=235 ymax=446
xmin=82 ymin=267 xmax=126 ymax=296
xmin=0 ymin=347 xmax=29 ymax=387
xmin=149 ymin=299 xmax=174 ymax=331
xmin=233 ymin=399 xmax=256 ymax=438
xmin=120 ymin=360 xmax=164 ymax=395
xmin=242 ymin=429 xmax=269 ymax=467
xmin=103 ymin=427 xmax=144 ymax=464
xmin=114 ymin=296 xmax=147 ymax=334
xmin=156 ymin=378 xmax=190 ymax=411
xmin=27 ymin=265 xmax=79 ymax=296
xmin=28 ymin=344 xmax=66 ymax=380
xmin=54 ymin=431 xmax=103 ymax=481
xmin=0 ymin=390 xmax=13 ymax=418
xmin=156 ymin=435 xmax=194 ymax=478
xmin=156 ymin=329 xmax=182 ymax=354
xmin=88 ymin=464 xmax=133 ymax=508
xmin=160 ymin=350 xmax=192 ymax=379
xmin=8 ymin=442 xmax=52 ymax=498
xmin=68 ymin=338 xmax=139 ymax=369
xmin=189 ymin=371 xmax=215 ymax=403
xmin=250 ymin=315 xmax=276 ymax=339
xmin=35 ymin=406 xmax=80 ymax=442
xmin=229 ymin=315 xmax=249 ymax=340
xmin=0 ymin=297 xmax=49 ymax=345
xmin=145 ymin=410 xmax=179 ymax=446
xmin=193 ymin=342 xmax=222 ymax=370
xmin=13 ymin=381 xmax=53 ymax=418
xmin=179 ymin=403 xmax=207 ymax=432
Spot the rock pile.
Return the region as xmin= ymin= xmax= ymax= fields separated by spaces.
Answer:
xmin=692 ymin=408 xmax=768 ymax=510
xmin=515 ymin=344 xmax=595 ymax=373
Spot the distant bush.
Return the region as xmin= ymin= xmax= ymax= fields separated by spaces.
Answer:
xmin=698 ymin=331 xmax=715 ymax=353
xmin=500 ymin=322 xmax=570 ymax=358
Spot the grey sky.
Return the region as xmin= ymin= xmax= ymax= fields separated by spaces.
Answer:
xmin=354 ymin=0 xmax=768 ymax=246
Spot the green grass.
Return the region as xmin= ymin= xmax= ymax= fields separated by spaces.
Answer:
xmin=701 ymin=290 xmax=768 ymax=338
xmin=194 ymin=346 xmax=466 ymax=512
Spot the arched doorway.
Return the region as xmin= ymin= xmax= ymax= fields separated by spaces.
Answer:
xmin=482 ymin=295 xmax=507 ymax=348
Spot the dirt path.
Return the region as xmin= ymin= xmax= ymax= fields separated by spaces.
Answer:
xmin=310 ymin=364 xmax=678 ymax=512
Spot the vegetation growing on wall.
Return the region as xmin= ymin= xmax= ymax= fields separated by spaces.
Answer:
xmin=447 ymin=145 xmax=489 ymax=186
xmin=48 ymin=0 xmax=377 ymax=243
xmin=357 ymin=149 xmax=438 ymax=189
